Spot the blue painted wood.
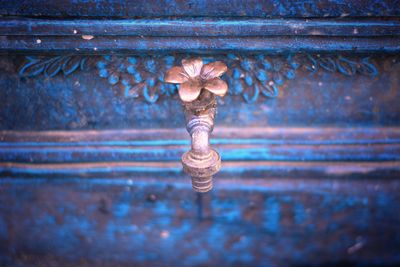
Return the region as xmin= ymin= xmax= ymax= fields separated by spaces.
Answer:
xmin=1 ymin=36 xmax=400 ymax=53
xmin=1 ymin=128 xmax=400 ymax=163
xmin=0 ymin=1 xmax=399 ymax=266
xmin=1 ymin=18 xmax=399 ymax=37
xmin=1 ymin=18 xmax=398 ymax=53
xmin=0 ymin=0 xmax=399 ymax=18
xmin=0 ymin=177 xmax=399 ymax=266
xmin=1 ymin=55 xmax=399 ymax=130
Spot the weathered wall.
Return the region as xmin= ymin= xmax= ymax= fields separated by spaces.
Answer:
xmin=1 ymin=178 xmax=399 ymax=267
xmin=1 ymin=54 xmax=399 ymax=130
xmin=0 ymin=3 xmax=399 ymax=266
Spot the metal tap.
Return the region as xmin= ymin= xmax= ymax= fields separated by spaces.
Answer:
xmin=164 ymin=58 xmax=228 ymax=192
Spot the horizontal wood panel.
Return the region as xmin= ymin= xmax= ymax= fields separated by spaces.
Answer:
xmin=1 ymin=145 xmax=399 ymax=162
xmin=1 ymin=127 xmax=399 ymax=178
xmin=2 ymin=127 xmax=400 ymax=144
xmin=1 ymin=55 xmax=399 ymax=130
xmin=0 ymin=177 xmax=399 ymax=266
xmin=1 ymin=18 xmax=399 ymax=37
xmin=2 ymin=36 xmax=399 ymax=53
xmin=1 ymin=161 xmax=399 ymax=179
xmin=1 ymin=127 xmax=399 ymax=162
xmin=0 ymin=0 xmax=399 ymax=18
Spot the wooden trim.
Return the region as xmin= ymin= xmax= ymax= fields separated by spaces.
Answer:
xmin=2 ymin=36 xmax=399 ymax=53
xmin=1 ymin=18 xmax=399 ymax=53
xmin=1 ymin=161 xmax=399 ymax=179
xmin=0 ymin=0 xmax=398 ymax=18
xmin=1 ymin=127 xmax=399 ymax=178
xmin=1 ymin=18 xmax=399 ymax=37
xmin=2 ymin=127 xmax=400 ymax=143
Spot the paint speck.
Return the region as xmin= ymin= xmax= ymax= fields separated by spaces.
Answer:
xmin=74 ymin=81 xmax=80 ymax=86
xmin=353 ymin=28 xmax=359 ymax=34
xmin=268 ymin=81 xmax=274 ymax=86
xmin=318 ymin=82 xmax=323 ymax=86
xmin=94 ymin=47 xmax=98 ymax=51
xmin=36 ymin=39 xmax=41 ymax=44
xmin=160 ymin=230 xmax=170 ymax=239
xmin=127 ymin=179 xmax=133 ymax=185
xmin=347 ymin=237 xmax=364 ymax=254
xmin=73 ymin=30 xmax=77 ymax=34
xmin=369 ymin=97 xmax=373 ymax=101
xmin=147 ymin=194 xmax=157 ymax=202
xmin=345 ymin=96 xmax=351 ymax=100
xmin=310 ymin=30 xmax=322 ymax=35
xmin=82 ymin=35 xmax=94 ymax=40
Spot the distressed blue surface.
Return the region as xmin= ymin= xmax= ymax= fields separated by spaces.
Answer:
xmin=0 ymin=178 xmax=399 ymax=266
xmin=1 ymin=55 xmax=400 ymax=130
xmin=0 ymin=0 xmax=399 ymax=18
xmin=0 ymin=1 xmax=399 ymax=265
xmin=2 ymin=19 xmax=400 ymax=37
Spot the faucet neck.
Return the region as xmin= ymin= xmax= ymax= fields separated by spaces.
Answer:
xmin=181 ymin=89 xmax=221 ymax=193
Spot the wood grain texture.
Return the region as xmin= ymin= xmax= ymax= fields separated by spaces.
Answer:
xmin=0 ymin=0 xmax=399 ymax=18
xmin=1 ymin=18 xmax=399 ymax=37
xmin=1 ymin=55 xmax=399 ymax=130
xmin=0 ymin=0 xmax=399 ymax=266
xmin=0 ymin=127 xmax=399 ymax=178
xmin=0 ymin=177 xmax=399 ymax=266
xmin=2 ymin=36 xmax=400 ymax=53
xmin=0 ymin=18 xmax=399 ymax=53
xmin=1 ymin=161 xmax=399 ymax=179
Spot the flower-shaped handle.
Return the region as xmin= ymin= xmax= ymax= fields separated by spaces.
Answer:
xmin=165 ymin=58 xmax=228 ymax=102
xmin=164 ymin=58 xmax=229 ymax=192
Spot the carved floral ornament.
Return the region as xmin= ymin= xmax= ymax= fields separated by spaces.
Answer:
xmin=19 ymin=54 xmax=380 ymax=104
xmin=164 ymin=58 xmax=228 ymax=102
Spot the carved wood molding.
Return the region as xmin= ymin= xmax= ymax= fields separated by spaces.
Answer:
xmin=2 ymin=1 xmax=399 ymax=18
xmin=19 ymin=54 xmax=381 ymax=104
xmin=1 ymin=126 xmax=399 ymax=171
xmin=1 ymin=127 xmax=400 ymax=179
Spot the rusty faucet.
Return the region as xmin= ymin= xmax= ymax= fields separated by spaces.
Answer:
xmin=164 ymin=58 xmax=228 ymax=192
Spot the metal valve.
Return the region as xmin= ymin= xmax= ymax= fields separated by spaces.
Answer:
xmin=165 ymin=58 xmax=228 ymax=192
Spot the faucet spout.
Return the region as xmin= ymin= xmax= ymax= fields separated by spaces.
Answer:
xmin=182 ymin=91 xmax=221 ymax=193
